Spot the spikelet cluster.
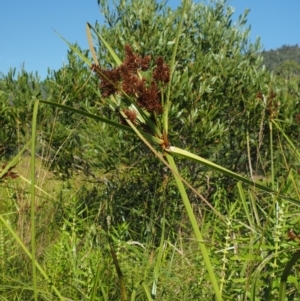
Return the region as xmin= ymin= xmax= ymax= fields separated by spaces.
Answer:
xmin=91 ymin=45 xmax=170 ymax=117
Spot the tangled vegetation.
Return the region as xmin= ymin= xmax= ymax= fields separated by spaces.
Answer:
xmin=1 ymin=0 xmax=300 ymax=300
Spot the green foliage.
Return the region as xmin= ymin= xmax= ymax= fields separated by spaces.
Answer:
xmin=275 ymin=60 xmax=300 ymax=79
xmin=262 ymin=44 xmax=300 ymax=71
xmin=0 ymin=68 xmax=41 ymax=156
xmin=95 ymin=0 xmax=271 ymax=176
xmin=2 ymin=0 xmax=300 ymax=300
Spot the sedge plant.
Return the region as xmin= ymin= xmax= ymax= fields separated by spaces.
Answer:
xmin=34 ymin=0 xmax=300 ymax=299
xmin=37 ymin=0 xmax=300 ymax=300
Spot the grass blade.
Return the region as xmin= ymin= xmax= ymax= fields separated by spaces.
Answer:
xmin=86 ymin=23 xmax=99 ymax=66
xmin=40 ymin=100 xmax=163 ymax=145
xmin=166 ymin=153 xmax=222 ymax=301
xmin=86 ymin=22 xmax=122 ymax=66
xmin=167 ymin=146 xmax=300 ymax=206
xmin=0 ymin=216 xmax=65 ymax=300
xmin=53 ymin=29 xmax=92 ymax=67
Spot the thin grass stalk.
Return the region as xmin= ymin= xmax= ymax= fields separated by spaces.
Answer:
xmin=250 ymin=250 xmax=278 ymax=301
xmin=269 ymin=120 xmax=275 ymax=190
xmin=165 ymin=153 xmax=222 ymax=301
xmin=269 ymin=119 xmax=280 ymax=272
xmin=30 ymin=99 xmax=39 ymax=301
xmin=89 ymin=260 xmax=108 ymax=301
xmin=237 ymin=182 xmax=254 ymax=229
xmin=107 ymin=232 xmax=127 ymax=300
xmin=141 ymin=282 xmax=153 ymax=301
xmin=246 ymin=113 xmax=254 ymax=179
xmin=249 ymin=192 xmax=280 ymax=300
xmin=249 ymin=190 xmax=261 ymax=227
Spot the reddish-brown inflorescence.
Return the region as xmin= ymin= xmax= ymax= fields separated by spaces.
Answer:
xmin=153 ymin=57 xmax=170 ymax=84
xmin=91 ymin=63 xmax=122 ymax=97
xmin=137 ymin=81 xmax=163 ymax=114
xmin=123 ymin=109 xmax=138 ymax=124
xmin=91 ymin=45 xmax=170 ymax=116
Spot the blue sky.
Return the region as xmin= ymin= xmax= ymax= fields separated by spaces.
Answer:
xmin=1 ymin=0 xmax=299 ymax=80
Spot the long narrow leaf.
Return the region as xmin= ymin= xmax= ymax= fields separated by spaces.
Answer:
xmin=41 ymin=100 xmax=131 ymax=131
xmin=86 ymin=23 xmax=99 ymax=65
xmin=53 ymin=29 xmax=92 ymax=67
xmin=166 ymin=153 xmax=223 ymax=301
xmin=86 ymin=22 xmax=122 ymax=66
xmin=167 ymin=146 xmax=300 ymax=206
xmin=40 ymin=100 xmax=163 ymax=145
xmin=237 ymin=182 xmax=254 ymax=229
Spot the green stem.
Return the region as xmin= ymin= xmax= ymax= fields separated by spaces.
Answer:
xmin=165 ymin=153 xmax=222 ymax=301
xmin=31 ymin=99 xmax=39 ymax=301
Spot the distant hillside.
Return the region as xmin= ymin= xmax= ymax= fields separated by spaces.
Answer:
xmin=261 ymin=44 xmax=300 ymax=73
